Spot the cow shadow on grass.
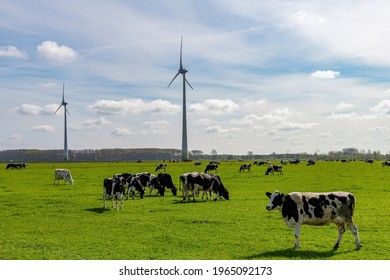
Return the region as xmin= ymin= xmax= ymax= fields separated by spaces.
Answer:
xmin=84 ymin=207 xmax=110 ymax=214
xmin=245 ymin=248 xmax=343 ymax=260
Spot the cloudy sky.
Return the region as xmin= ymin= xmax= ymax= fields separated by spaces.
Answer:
xmin=1 ymin=0 xmax=390 ymax=155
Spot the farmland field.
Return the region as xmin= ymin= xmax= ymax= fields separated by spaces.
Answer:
xmin=0 ymin=160 xmax=389 ymax=260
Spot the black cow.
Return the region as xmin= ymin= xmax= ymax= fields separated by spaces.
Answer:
xmin=265 ymin=190 xmax=362 ymax=250
xmin=158 ymin=173 xmax=177 ymax=196
xmin=103 ymin=177 xmax=125 ymax=210
xmin=6 ymin=163 xmax=28 ymax=169
xmin=307 ymin=160 xmax=316 ymax=166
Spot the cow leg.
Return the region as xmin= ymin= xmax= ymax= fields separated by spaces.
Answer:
xmin=293 ymin=224 xmax=301 ymax=249
xmin=346 ymin=221 xmax=362 ymax=250
xmin=333 ymin=222 xmax=346 ymax=251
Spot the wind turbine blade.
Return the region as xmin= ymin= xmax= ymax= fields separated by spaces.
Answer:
xmin=65 ymin=108 xmax=71 ymax=116
xmin=54 ymin=105 xmax=63 ymax=115
xmin=185 ymin=78 xmax=193 ymax=89
xmin=180 ymin=36 xmax=183 ymax=70
xmin=167 ymin=72 xmax=180 ymax=88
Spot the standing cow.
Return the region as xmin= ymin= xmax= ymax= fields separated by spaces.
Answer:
xmin=103 ymin=177 xmax=125 ymax=210
xmin=54 ymin=169 xmax=74 ymax=185
xmin=265 ymin=190 xmax=362 ymax=250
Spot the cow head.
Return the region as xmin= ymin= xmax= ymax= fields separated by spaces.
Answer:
xmin=171 ymin=186 xmax=178 ymax=196
xmin=221 ymin=189 xmax=229 ymax=200
xmin=266 ymin=190 xmax=284 ymax=210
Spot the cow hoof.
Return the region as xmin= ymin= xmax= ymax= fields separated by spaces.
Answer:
xmin=356 ymin=245 xmax=362 ymax=250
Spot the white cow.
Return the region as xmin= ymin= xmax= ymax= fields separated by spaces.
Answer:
xmin=54 ymin=169 xmax=74 ymax=185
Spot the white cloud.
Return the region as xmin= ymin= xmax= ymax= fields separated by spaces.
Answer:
xmin=335 ymin=102 xmax=354 ymax=111
xmin=329 ymin=112 xmax=358 ymax=120
xmin=16 ymin=104 xmax=58 ymax=115
xmin=291 ymin=10 xmax=325 ymax=24
xmin=371 ymin=99 xmax=390 ymax=115
xmin=0 ymin=46 xmax=28 ymax=59
xmin=111 ymin=128 xmax=132 ymax=136
xmin=190 ymin=99 xmax=239 ymax=114
xmin=205 ymin=125 xmax=240 ymax=134
xmin=37 ymin=41 xmax=77 ymax=62
xmin=30 ymin=125 xmax=55 ymax=133
xmin=310 ymin=70 xmax=340 ymax=79
xmin=316 ymin=132 xmax=333 ymax=138
xmin=89 ymin=99 xmax=180 ymax=115
xmin=142 ymin=120 xmax=169 ymax=129
xmin=278 ymin=121 xmax=318 ymax=131
xmin=82 ymin=117 xmax=111 ymax=128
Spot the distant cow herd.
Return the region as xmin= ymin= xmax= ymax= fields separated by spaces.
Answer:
xmin=6 ymin=158 xmax=390 ymax=251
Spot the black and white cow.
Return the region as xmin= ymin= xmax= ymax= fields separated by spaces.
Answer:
xmin=125 ymin=175 xmax=145 ymax=199
xmin=103 ymin=177 xmax=125 ymax=210
xmin=265 ymin=165 xmax=283 ymax=175
xmin=239 ymin=164 xmax=251 ymax=172
xmin=205 ymin=163 xmax=218 ymax=173
xmin=54 ymin=169 xmax=74 ymax=185
xmin=158 ymin=173 xmax=177 ymax=196
xmin=155 ymin=163 xmax=167 ymax=172
xmin=6 ymin=163 xmax=28 ymax=169
xmin=382 ymin=161 xmax=390 ymax=167
xmin=265 ymin=190 xmax=362 ymax=250
xmin=148 ymin=174 xmax=165 ymax=196
xmin=136 ymin=172 xmax=151 ymax=188
xmin=185 ymin=173 xmax=229 ymax=201
xmin=307 ymin=159 xmax=316 ymax=166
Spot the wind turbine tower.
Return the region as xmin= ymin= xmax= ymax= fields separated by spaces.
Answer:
xmin=167 ymin=36 xmax=193 ymax=161
xmin=54 ymin=82 xmax=70 ymax=162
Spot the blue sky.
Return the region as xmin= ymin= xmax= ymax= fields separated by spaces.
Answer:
xmin=1 ymin=0 xmax=390 ymax=155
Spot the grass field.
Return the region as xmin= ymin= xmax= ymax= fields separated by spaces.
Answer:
xmin=0 ymin=160 xmax=389 ymax=260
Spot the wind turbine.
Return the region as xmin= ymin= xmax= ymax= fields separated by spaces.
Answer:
xmin=54 ymin=82 xmax=70 ymax=162
xmin=167 ymin=36 xmax=193 ymax=161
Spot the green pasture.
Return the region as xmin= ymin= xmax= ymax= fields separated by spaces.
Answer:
xmin=0 ymin=160 xmax=389 ymax=260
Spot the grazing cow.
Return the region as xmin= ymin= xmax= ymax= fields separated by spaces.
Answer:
xmin=103 ymin=177 xmax=125 ymax=210
xmin=289 ymin=159 xmax=300 ymax=164
xmin=239 ymin=164 xmax=251 ymax=172
xmin=365 ymin=159 xmax=374 ymax=164
xmin=194 ymin=162 xmax=202 ymax=166
xmin=265 ymin=190 xmax=362 ymax=250
xmin=158 ymin=173 xmax=177 ymax=196
xmin=155 ymin=163 xmax=167 ymax=172
xmin=54 ymin=169 xmax=74 ymax=185
xmin=265 ymin=165 xmax=283 ymax=175
xmin=205 ymin=163 xmax=218 ymax=173
xmin=113 ymin=173 xmax=145 ymax=199
xmin=184 ymin=173 xmax=229 ymax=201
xmin=6 ymin=163 xmax=28 ymax=169
xmin=179 ymin=172 xmax=198 ymax=193
xmin=148 ymin=174 xmax=165 ymax=196
xmin=307 ymin=160 xmax=316 ymax=166
xmin=382 ymin=161 xmax=390 ymax=167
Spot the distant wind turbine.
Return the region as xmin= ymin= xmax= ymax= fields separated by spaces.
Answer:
xmin=54 ymin=82 xmax=70 ymax=162
xmin=167 ymin=36 xmax=193 ymax=161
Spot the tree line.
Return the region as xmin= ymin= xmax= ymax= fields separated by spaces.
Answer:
xmin=0 ymin=147 xmax=388 ymax=163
